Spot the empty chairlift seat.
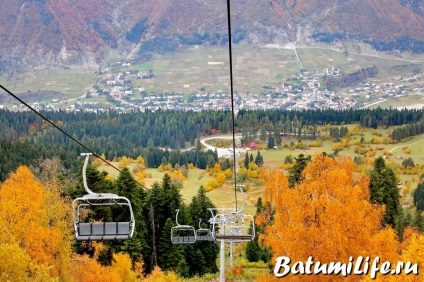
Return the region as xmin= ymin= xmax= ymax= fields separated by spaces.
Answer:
xmin=195 ymin=219 xmax=215 ymax=242
xmin=76 ymin=222 xmax=132 ymax=241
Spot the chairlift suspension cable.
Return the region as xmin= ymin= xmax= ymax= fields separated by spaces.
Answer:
xmin=0 ymin=84 xmax=148 ymax=189
xmin=226 ymin=0 xmax=238 ymax=211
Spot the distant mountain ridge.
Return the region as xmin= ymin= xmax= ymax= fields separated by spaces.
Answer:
xmin=1 ymin=0 xmax=424 ymax=69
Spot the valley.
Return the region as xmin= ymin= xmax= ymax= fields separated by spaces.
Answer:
xmin=2 ymin=42 xmax=424 ymax=112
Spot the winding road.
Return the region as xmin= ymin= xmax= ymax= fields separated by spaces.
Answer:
xmin=200 ymin=135 xmax=243 ymax=158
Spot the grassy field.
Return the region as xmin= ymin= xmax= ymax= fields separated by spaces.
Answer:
xmin=123 ymin=43 xmax=423 ymax=95
xmin=96 ymin=125 xmax=424 ymax=212
xmin=0 ymin=68 xmax=96 ymax=99
xmin=369 ymin=94 xmax=424 ymax=109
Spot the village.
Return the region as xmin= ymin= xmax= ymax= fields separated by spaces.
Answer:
xmin=19 ymin=64 xmax=424 ymax=113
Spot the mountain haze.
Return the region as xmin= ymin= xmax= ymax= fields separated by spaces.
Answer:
xmin=1 ymin=0 xmax=424 ymax=69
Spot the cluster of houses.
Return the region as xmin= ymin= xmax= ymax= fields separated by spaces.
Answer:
xmin=5 ymin=65 xmax=424 ymax=113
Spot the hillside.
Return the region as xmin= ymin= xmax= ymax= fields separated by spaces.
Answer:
xmin=1 ymin=0 xmax=424 ymax=70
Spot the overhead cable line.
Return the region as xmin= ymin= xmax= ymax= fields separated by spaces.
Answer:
xmin=226 ymin=0 xmax=238 ymax=211
xmin=0 ymin=84 xmax=148 ymax=189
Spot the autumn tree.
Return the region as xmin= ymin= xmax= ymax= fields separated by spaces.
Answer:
xmin=258 ymin=154 xmax=400 ymax=281
xmin=0 ymin=166 xmax=73 ymax=280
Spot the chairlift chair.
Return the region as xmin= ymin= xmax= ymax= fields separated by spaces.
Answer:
xmin=209 ymin=186 xmax=255 ymax=242
xmin=73 ymin=153 xmax=135 ymax=241
xmin=211 ymin=212 xmax=255 ymax=242
xmin=195 ymin=219 xmax=215 ymax=242
xmin=171 ymin=209 xmax=196 ymax=244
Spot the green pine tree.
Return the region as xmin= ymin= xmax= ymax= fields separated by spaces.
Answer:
xmin=369 ymin=156 xmax=400 ymax=227
xmin=288 ymin=154 xmax=308 ymax=188
xmin=414 ymin=182 xmax=424 ymax=211
xmin=158 ymin=218 xmax=184 ymax=270
xmin=244 ymin=152 xmax=249 ymax=168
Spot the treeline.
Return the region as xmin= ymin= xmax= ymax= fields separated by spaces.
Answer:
xmin=0 ymin=138 xmax=81 ymax=182
xmin=237 ymin=107 xmax=424 ymax=136
xmin=0 ymin=109 xmax=232 ymax=159
xmin=311 ymin=32 xmax=347 ymax=43
xmin=391 ymin=118 xmax=424 ymax=141
xmin=365 ymin=36 xmax=424 ymax=53
xmin=1 ymin=108 xmax=424 ymax=158
xmin=138 ymin=36 xmax=180 ymax=57
xmin=71 ymin=167 xmax=218 ymax=277
xmin=0 ymin=138 xmax=218 ymax=182
xmin=142 ymin=147 xmax=218 ymax=169
xmin=310 ymin=31 xmax=424 ymax=53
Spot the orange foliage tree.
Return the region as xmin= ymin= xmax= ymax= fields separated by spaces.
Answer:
xmin=0 ymin=166 xmax=73 ymax=280
xmin=257 ymin=154 xmax=400 ymax=281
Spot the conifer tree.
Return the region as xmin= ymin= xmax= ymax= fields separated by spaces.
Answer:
xmin=186 ymin=186 xmax=219 ymax=275
xmin=288 ymin=154 xmax=308 ymax=188
xmin=369 ymin=156 xmax=400 ymax=227
xmin=255 ymin=151 xmax=263 ymax=166
xmin=244 ymin=152 xmax=249 ymax=168
xmin=267 ymin=130 xmax=275 ymax=149
xmin=115 ymin=168 xmax=148 ymax=268
xmin=414 ymin=182 xmax=424 ymax=211
xmin=158 ymin=218 xmax=184 ymax=270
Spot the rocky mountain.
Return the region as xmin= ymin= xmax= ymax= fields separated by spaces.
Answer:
xmin=1 ymin=0 xmax=424 ymax=69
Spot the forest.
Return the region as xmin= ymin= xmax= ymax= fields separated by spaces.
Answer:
xmin=0 ymin=107 xmax=423 ymax=182
xmin=1 ymin=107 xmax=424 ymax=280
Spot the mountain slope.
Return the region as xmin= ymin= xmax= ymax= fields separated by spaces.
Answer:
xmin=1 ymin=0 xmax=424 ymax=69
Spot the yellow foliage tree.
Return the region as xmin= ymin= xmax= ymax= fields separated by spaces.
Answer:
xmin=187 ymin=163 xmax=196 ymax=169
xmin=258 ymin=154 xmax=400 ymax=281
xmin=136 ymin=156 xmax=146 ymax=169
xmin=92 ymin=158 xmax=102 ymax=167
xmin=207 ymin=163 xmax=222 ymax=175
xmin=158 ymin=163 xmax=172 ymax=172
xmin=168 ymin=169 xmax=186 ymax=183
xmin=224 ymin=168 xmax=233 ymax=178
xmin=118 ymin=156 xmax=131 ymax=168
xmin=71 ymin=254 xmax=122 ymax=282
xmin=110 ymin=253 xmax=143 ymax=282
xmin=0 ymin=166 xmax=73 ymax=280
xmin=216 ymin=172 xmax=227 ymax=184
xmin=143 ymin=266 xmax=185 ymax=282
xmin=134 ymin=171 xmax=146 ymax=186
xmin=105 ymin=174 xmax=115 ymax=181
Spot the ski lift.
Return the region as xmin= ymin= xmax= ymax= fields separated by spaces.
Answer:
xmin=195 ymin=219 xmax=214 ymax=242
xmin=73 ymin=153 xmax=135 ymax=241
xmin=210 ymin=186 xmax=255 ymax=242
xmin=171 ymin=209 xmax=196 ymax=244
